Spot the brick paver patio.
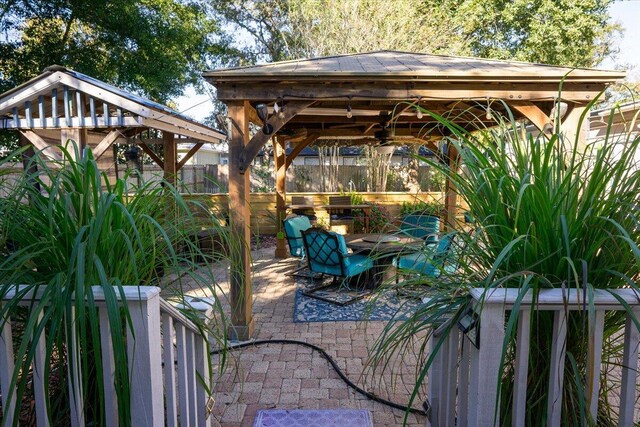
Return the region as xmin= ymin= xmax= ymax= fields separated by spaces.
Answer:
xmin=188 ymin=247 xmax=428 ymax=426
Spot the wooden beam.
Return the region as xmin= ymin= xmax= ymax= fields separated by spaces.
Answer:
xmin=285 ymin=133 xmax=320 ymax=169
xmin=140 ymin=143 xmax=164 ymax=169
xmin=215 ymin=82 xmax=605 ymax=103
xmin=92 ymin=130 xmax=120 ymax=160
xmin=162 ymin=132 xmax=176 ymax=184
xmin=19 ymin=130 xmax=61 ymax=161
xmin=510 ymin=101 xmax=552 ymax=133
xmin=274 ymin=136 xmax=288 ymax=258
xmin=176 ymin=143 xmax=204 ymax=171
xmin=237 ymin=100 xmax=315 ymax=173
xmin=227 ymin=100 xmax=254 ymax=340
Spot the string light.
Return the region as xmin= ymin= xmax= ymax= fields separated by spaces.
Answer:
xmin=346 ymin=105 xmax=353 ymax=118
xmin=415 ymin=108 xmax=423 ymax=119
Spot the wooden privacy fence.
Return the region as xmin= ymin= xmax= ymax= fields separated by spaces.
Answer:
xmin=185 ymin=191 xmax=444 ymax=234
xmin=0 ymin=286 xmax=214 ymax=427
xmin=427 ymin=288 xmax=640 ymax=427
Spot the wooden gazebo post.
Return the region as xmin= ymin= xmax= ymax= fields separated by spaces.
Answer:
xmin=227 ymin=101 xmax=254 ymax=340
xmin=274 ymin=136 xmax=288 ymax=258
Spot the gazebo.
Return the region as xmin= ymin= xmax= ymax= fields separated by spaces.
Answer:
xmin=0 ymin=65 xmax=226 ymax=183
xmin=205 ymin=50 xmax=624 ymax=339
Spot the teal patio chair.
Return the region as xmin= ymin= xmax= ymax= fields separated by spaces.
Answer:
xmin=283 ymin=215 xmax=316 ymax=278
xmin=400 ymin=214 xmax=440 ymax=245
xmin=394 ymin=233 xmax=457 ymax=283
xmin=301 ymin=228 xmax=374 ymax=305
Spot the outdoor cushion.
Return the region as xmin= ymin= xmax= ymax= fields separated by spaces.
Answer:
xmin=395 ymin=233 xmax=455 ymax=276
xmin=343 ymin=254 xmax=374 ymax=277
xmin=283 ymin=215 xmax=312 ymax=258
xmin=303 ymin=228 xmax=373 ymax=278
xmin=400 ymin=214 xmax=440 ymax=243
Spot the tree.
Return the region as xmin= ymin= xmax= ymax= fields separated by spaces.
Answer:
xmin=457 ymin=0 xmax=620 ymax=68
xmin=0 ymin=0 xmax=228 ymax=101
xmin=209 ymin=0 xmax=619 ymax=68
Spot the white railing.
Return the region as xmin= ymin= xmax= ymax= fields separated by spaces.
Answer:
xmin=0 ymin=286 xmax=213 ymax=427
xmin=427 ymin=288 xmax=640 ymax=427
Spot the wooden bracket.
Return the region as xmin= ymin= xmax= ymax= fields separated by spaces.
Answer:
xmin=285 ymin=133 xmax=319 ymax=169
xmin=140 ymin=143 xmax=164 ymax=169
xmin=19 ymin=130 xmax=62 ymax=161
xmin=177 ymin=142 xmax=204 ymax=170
xmin=510 ymin=101 xmax=552 ymax=134
xmin=237 ymin=100 xmax=314 ymax=173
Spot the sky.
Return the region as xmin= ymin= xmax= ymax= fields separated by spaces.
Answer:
xmin=175 ymin=0 xmax=640 ymax=123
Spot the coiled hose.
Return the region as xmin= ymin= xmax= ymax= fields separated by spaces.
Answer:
xmin=211 ymin=338 xmax=427 ymax=417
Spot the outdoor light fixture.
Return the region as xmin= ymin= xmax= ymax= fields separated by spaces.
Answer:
xmin=346 ymin=105 xmax=353 ymax=118
xmin=274 ymin=98 xmax=285 ymax=119
xmin=550 ymin=101 xmax=569 ymax=122
xmin=124 ymin=144 xmax=142 ymax=186
xmin=255 ymin=103 xmax=273 ymax=135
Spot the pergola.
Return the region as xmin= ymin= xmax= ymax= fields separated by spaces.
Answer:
xmin=205 ymin=50 xmax=624 ymax=339
xmin=0 ymin=65 xmax=226 ymax=182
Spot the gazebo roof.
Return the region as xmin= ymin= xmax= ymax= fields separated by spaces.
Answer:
xmin=0 ymin=65 xmax=225 ymax=143
xmin=204 ymin=50 xmax=624 ymax=83
xmin=205 ymin=51 xmax=625 ymax=158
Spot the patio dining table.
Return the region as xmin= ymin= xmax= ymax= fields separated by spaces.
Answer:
xmin=322 ymin=204 xmax=372 ymax=232
xmin=345 ymin=233 xmax=423 ymax=286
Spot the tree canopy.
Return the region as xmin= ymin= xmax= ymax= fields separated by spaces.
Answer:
xmin=210 ymin=0 xmax=620 ymax=68
xmin=0 ymin=0 xmax=228 ymax=102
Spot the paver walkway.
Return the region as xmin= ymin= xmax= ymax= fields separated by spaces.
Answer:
xmin=187 ymin=247 xmax=428 ymax=426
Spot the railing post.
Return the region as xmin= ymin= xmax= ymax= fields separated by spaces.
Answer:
xmin=0 ymin=315 xmax=16 ymax=427
xmin=547 ymin=310 xmax=567 ymax=427
xmin=126 ymin=287 xmax=164 ymax=427
xmin=468 ymin=302 xmax=504 ymax=427
xmin=619 ymin=307 xmax=640 ymax=426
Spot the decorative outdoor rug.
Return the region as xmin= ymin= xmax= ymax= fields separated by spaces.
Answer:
xmin=253 ymin=409 xmax=373 ymax=427
xmin=294 ymin=277 xmax=420 ymax=322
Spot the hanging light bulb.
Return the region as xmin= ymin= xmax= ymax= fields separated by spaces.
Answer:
xmin=346 ymin=105 xmax=353 ymax=118
xmin=415 ymin=108 xmax=423 ymax=119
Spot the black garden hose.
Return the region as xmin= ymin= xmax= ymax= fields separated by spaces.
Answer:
xmin=211 ymin=338 xmax=427 ymax=417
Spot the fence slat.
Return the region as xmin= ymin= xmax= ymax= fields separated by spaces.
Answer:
xmin=587 ymin=309 xmax=605 ymax=421
xmin=512 ymin=308 xmax=531 ymax=427
xmin=547 ymin=310 xmax=567 ymax=427
xmin=127 ymin=288 xmax=164 ymax=427
xmin=0 ymin=316 xmax=16 ymax=426
xmin=33 ymin=312 xmax=50 ymax=427
xmin=186 ymin=331 xmax=198 ymax=426
xmin=98 ymin=307 xmax=118 ymax=426
xmin=618 ymin=307 xmax=640 ymax=427
xmin=162 ymin=313 xmax=178 ymax=427
xmin=176 ymin=323 xmax=191 ymax=424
